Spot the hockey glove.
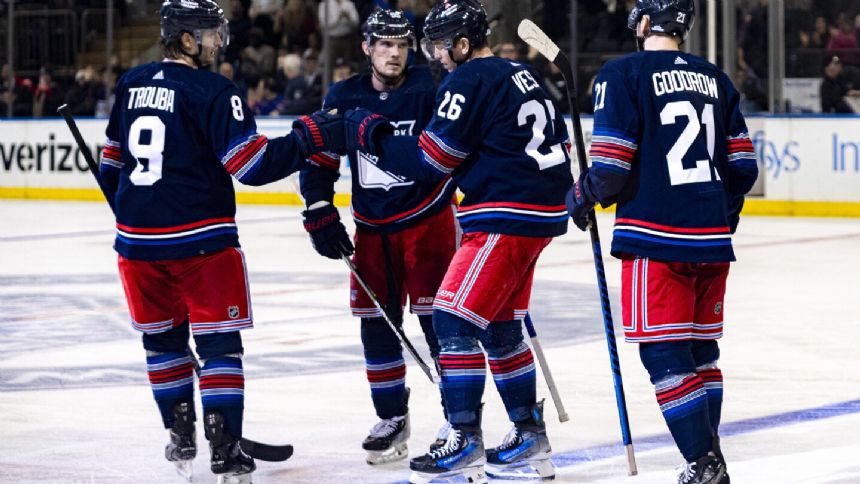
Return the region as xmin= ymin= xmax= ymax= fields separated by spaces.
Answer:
xmin=302 ymin=203 xmax=354 ymax=260
xmin=566 ymin=171 xmax=595 ymax=232
xmin=293 ymin=110 xmax=347 ymax=157
xmin=342 ymin=108 xmax=394 ymax=156
xmin=726 ymin=193 xmax=745 ymax=234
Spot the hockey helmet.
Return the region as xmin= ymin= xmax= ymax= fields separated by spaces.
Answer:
xmin=627 ymin=0 xmax=695 ymax=41
xmin=160 ymin=0 xmax=229 ymax=47
xmin=363 ymin=8 xmax=416 ymax=50
xmin=421 ymin=0 xmax=490 ymax=59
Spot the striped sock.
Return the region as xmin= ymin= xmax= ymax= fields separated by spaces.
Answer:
xmin=655 ymin=372 xmax=713 ymax=461
xmin=439 ymin=349 xmax=486 ymax=426
xmin=488 ymin=342 xmax=537 ymax=423
xmin=697 ymin=364 xmax=724 ymax=432
xmin=200 ymin=356 xmax=245 ymax=438
xmin=366 ymin=356 xmax=407 ymax=418
xmin=146 ymin=351 xmax=194 ymax=428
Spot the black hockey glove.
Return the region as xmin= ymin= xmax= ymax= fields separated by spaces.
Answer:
xmin=342 ymin=108 xmax=394 ymax=156
xmin=302 ymin=204 xmax=354 ymax=260
xmin=293 ymin=110 xmax=347 ymax=157
xmin=565 ymin=171 xmax=595 ymax=232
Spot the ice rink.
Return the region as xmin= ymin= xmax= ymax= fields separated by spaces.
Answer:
xmin=1 ymin=199 xmax=858 ymax=483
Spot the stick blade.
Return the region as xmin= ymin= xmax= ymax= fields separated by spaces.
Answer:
xmin=517 ymin=19 xmax=560 ymax=63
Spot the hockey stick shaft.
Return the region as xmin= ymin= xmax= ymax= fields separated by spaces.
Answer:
xmin=524 ymin=313 xmax=569 ymax=423
xmin=518 ymin=19 xmax=637 ymax=476
xmin=57 ymin=104 xmax=116 ymax=213
xmin=342 ymin=254 xmax=440 ymax=384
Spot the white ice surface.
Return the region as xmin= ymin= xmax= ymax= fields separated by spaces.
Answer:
xmin=1 ymin=200 xmax=859 ymax=483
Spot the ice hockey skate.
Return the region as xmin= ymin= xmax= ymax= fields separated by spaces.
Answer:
xmin=485 ymin=401 xmax=555 ymax=480
xmin=677 ymin=452 xmax=729 ymax=484
xmin=362 ymin=414 xmax=410 ymax=465
xmin=408 ymin=426 xmax=487 ymax=484
xmin=165 ymin=401 xmax=197 ymax=482
xmin=205 ymin=412 xmax=255 ymax=484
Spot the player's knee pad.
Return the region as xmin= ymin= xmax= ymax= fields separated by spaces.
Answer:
xmin=360 ymin=317 xmax=401 ymax=357
xmin=639 ymin=341 xmax=697 ymax=384
xmin=142 ymin=321 xmax=190 ymax=353
xmin=432 ymin=309 xmax=480 ymax=343
xmin=193 ymin=330 xmax=244 ymax=360
xmin=691 ymin=340 xmax=720 ymax=368
xmin=479 ymin=319 xmax=525 ymax=358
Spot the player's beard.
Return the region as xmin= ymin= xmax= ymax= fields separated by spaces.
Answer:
xmin=371 ymin=61 xmax=406 ymax=87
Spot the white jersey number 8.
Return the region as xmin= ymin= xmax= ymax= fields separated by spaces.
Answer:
xmin=518 ymin=99 xmax=567 ymax=170
xmin=128 ymin=115 xmax=166 ymax=186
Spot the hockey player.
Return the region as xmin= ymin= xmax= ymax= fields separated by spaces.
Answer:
xmin=566 ymin=1 xmax=759 ymax=483
xmin=339 ymin=1 xmax=572 ymax=482
xmin=299 ymin=8 xmax=457 ymax=466
xmin=97 ymin=1 xmax=376 ymax=482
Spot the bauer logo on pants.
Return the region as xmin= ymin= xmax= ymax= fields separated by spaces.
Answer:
xmin=228 ymin=305 xmax=240 ymax=319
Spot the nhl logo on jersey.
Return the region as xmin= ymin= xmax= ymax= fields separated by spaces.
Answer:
xmin=228 ymin=305 xmax=240 ymax=319
xmin=713 ymin=302 xmax=722 ymax=315
xmin=379 ymin=91 xmax=389 ymax=100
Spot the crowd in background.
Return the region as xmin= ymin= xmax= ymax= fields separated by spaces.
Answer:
xmin=2 ymin=0 xmax=859 ymax=118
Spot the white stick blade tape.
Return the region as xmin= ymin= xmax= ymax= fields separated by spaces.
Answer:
xmin=517 ymin=19 xmax=560 ymax=61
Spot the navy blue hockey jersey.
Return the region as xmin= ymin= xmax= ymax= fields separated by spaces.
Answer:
xmin=101 ymin=61 xmax=313 ymax=260
xmin=417 ymin=57 xmax=572 ymax=237
xmin=586 ymin=51 xmax=759 ymax=263
xmin=300 ymin=65 xmax=454 ymax=233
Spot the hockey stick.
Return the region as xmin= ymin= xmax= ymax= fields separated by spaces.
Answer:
xmin=58 ymin=105 xmax=292 ymax=463
xmin=57 ymin=104 xmax=116 ymax=213
xmin=342 ymin=254 xmax=441 ymax=384
xmin=524 ymin=313 xmax=569 ymax=423
xmin=518 ymin=19 xmax=637 ymax=476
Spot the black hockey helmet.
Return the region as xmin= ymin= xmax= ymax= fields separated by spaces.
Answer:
xmin=363 ymin=8 xmax=416 ymax=50
xmin=627 ymin=0 xmax=695 ymax=42
xmin=160 ymin=0 xmax=229 ymax=47
xmin=421 ymin=0 xmax=490 ymax=59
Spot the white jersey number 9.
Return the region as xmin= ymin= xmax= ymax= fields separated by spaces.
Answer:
xmin=518 ymin=99 xmax=567 ymax=170
xmin=128 ymin=115 xmax=166 ymax=186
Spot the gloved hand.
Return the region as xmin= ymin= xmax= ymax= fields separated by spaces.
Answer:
xmin=302 ymin=203 xmax=354 ymax=260
xmin=565 ymin=171 xmax=595 ymax=232
xmin=293 ymin=110 xmax=346 ymax=157
xmin=726 ymin=193 xmax=745 ymax=234
xmin=342 ymin=108 xmax=394 ymax=155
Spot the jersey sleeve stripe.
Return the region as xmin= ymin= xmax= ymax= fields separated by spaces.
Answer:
xmin=308 ymin=151 xmax=340 ymax=170
xmin=100 ymin=138 xmax=123 ymax=168
xmin=418 ymin=131 xmax=468 ymax=171
xmin=222 ymin=134 xmax=268 ymax=175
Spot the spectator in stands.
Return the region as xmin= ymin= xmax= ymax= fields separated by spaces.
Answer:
xmin=242 ymin=27 xmax=278 ymax=78
xmin=738 ymin=0 xmax=769 ymax=81
xmin=220 ymin=61 xmax=236 ymax=82
xmin=820 ymin=55 xmax=860 ymax=113
xmin=280 ymin=48 xmax=322 ymax=115
xmin=318 ymin=0 xmax=360 ymax=64
xmin=64 ymin=66 xmax=102 ymax=117
xmin=804 ymin=15 xmax=831 ymax=49
xmin=248 ymin=77 xmax=284 ymax=116
xmin=827 ymin=13 xmax=858 ymax=66
xmin=495 ymin=42 xmax=521 ymax=61
xmin=332 ymin=56 xmax=355 ymax=83
xmin=734 ymin=65 xmax=769 ymax=113
xmin=225 ymin=0 xmax=252 ymax=64
xmin=276 ymin=53 xmax=302 ymax=92
xmin=275 ymin=0 xmax=320 ymax=54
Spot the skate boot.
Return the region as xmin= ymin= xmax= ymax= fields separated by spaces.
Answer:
xmin=362 ymin=414 xmax=410 ymax=465
xmin=165 ymin=401 xmax=197 ymax=482
xmin=408 ymin=426 xmax=487 ymax=484
xmin=677 ymin=452 xmax=730 ymax=484
xmin=205 ymin=411 xmax=255 ymax=484
xmin=485 ymin=400 xmax=555 ymax=480
xmin=429 ymin=421 xmax=453 ymax=451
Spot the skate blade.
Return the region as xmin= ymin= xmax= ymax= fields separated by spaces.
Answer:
xmin=409 ymin=464 xmax=488 ymax=484
xmin=172 ymin=460 xmax=193 ymax=482
xmin=486 ymin=457 xmax=556 ymax=480
xmin=366 ymin=442 xmax=408 ymax=465
xmin=217 ymin=472 xmax=252 ymax=484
